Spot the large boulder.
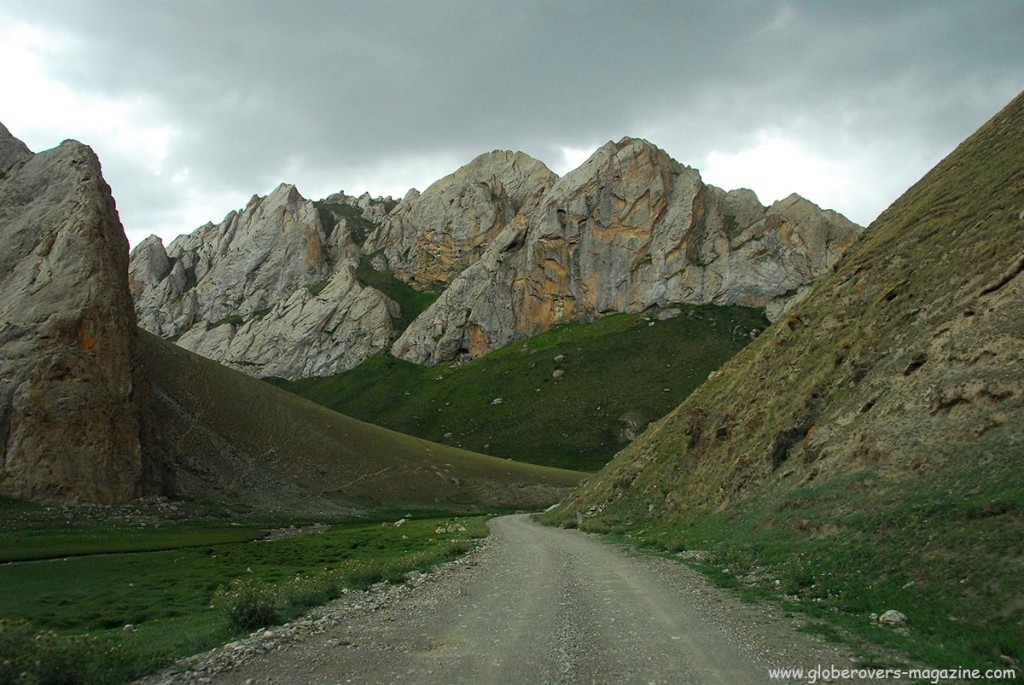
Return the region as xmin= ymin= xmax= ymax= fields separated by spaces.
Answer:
xmin=0 ymin=126 xmax=147 ymax=504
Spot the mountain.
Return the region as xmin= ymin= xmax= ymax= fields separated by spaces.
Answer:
xmin=363 ymin=150 xmax=559 ymax=291
xmin=130 ymin=185 xmax=399 ymax=378
xmin=0 ymin=126 xmax=150 ymax=504
xmin=0 ymin=122 xmax=582 ymax=511
xmin=131 ymin=139 xmax=861 ymax=377
xmin=549 ymin=93 xmax=1024 ymax=666
xmin=392 ymin=137 xmax=861 ymax=365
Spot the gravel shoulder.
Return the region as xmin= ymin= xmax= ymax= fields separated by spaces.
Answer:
xmin=138 ymin=514 xmax=864 ymax=685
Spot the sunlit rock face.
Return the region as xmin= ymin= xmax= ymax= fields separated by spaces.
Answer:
xmin=364 ymin=150 xmax=558 ymax=291
xmin=393 ymin=137 xmax=862 ymax=365
xmin=0 ymin=126 xmax=146 ymax=504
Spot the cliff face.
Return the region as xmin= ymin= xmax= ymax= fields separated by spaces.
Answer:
xmin=130 ymin=185 xmax=398 ymax=378
xmin=0 ymin=126 xmax=147 ymax=504
xmin=392 ymin=138 xmax=862 ymax=365
xmin=364 ymin=150 xmax=558 ymax=291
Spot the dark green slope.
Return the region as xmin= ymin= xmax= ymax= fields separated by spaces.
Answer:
xmin=271 ymin=303 xmax=768 ymax=472
xmin=549 ymin=92 xmax=1024 ymax=668
xmin=138 ymin=331 xmax=583 ymax=516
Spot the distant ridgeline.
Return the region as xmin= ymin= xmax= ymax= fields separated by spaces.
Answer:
xmin=129 ymin=139 xmax=863 ymax=379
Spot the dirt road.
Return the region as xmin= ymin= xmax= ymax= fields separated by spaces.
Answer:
xmin=188 ymin=515 xmax=858 ymax=684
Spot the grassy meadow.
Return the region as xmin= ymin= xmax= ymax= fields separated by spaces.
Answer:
xmin=0 ymin=499 xmax=486 ymax=685
xmin=272 ymin=303 xmax=768 ymax=472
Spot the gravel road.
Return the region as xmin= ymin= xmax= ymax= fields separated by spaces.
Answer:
xmin=147 ymin=514 xmax=863 ymax=684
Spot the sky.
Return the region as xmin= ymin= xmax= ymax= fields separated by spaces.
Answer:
xmin=0 ymin=1 xmax=1020 ymax=249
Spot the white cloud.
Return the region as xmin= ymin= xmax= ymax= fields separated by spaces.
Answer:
xmin=0 ymin=15 xmax=193 ymax=245
xmin=703 ymin=130 xmax=852 ymax=209
xmin=553 ymin=145 xmax=599 ymax=176
xmin=0 ymin=18 xmax=176 ymax=168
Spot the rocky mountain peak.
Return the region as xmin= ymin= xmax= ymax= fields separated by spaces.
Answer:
xmin=0 ymin=126 xmax=149 ymax=504
xmin=363 ymin=149 xmax=558 ymax=291
xmin=133 ymin=137 xmax=862 ymax=377
xmin=390 ymin=139 xmax=862 ymax=366
xmin=0 ymin=121 xmax=33 ymax=173
xmin=131 ymin=183 xmax=397 ymax=379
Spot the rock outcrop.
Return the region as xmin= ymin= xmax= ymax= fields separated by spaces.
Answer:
xmin=364 ymin=150 xmax=558 ymax=290
xmin=392 ymin=138 xmax=862 ymax=365
xmin=130 ymin=184 xmax=398 ymax=378
xmin=0 ymin=122 xmax=32 ymax=172
xmin=0 ymin=125 xmax=147 ymax=504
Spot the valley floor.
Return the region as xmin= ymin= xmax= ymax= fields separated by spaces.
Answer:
xmin=146 ymin=515 xmax=864 ymax=684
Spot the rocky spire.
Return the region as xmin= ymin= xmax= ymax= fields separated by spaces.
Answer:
xmin=0 ymin=125 xmax=147 ymax=504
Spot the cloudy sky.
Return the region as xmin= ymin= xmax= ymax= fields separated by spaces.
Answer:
xmin=1 ymin=1 xmax=1020 ymax=248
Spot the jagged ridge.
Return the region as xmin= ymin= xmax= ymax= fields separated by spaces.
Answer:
xmin=131 ymin=138 xmax=862 ymax=377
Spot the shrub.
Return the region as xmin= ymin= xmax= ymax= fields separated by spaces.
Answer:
xmin=0 ymin=620 xmax=129 ymax=685
xmin=280 ymin=572 xmax=342 ymax=610
xmin=340 ymin=559 xmax=386 ymax=589
xmin=212 ymin=578 xmax=280 ymax=631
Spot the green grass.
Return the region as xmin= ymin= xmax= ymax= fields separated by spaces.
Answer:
xmin=553 ymin=431 xmax=1023 ymax=670
xmin=315 ymin=200 xmax=376 ymax=245
xmin=0 ymin=511 xmax=487 ymax=684
xmin=355 ymin=252 xmax=439 ymax=332
xmin=0 ymin=521 xmax=263 ymax=563
xmin=205 ymin=314 xmax=244 ymax=330
xmin=271 ymin=303 xmax=768 ymax=472
xmin=140 ymin=330 xmax=582 ymax=514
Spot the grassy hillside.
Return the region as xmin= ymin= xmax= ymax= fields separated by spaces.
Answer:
xmin=271 ymin=303 xmax=768 ymax=472
xmin=548 ymin=92 xmax=1024 ymax=670
xmin=139 ymin=331 xmax=582 ymax=515
xmin=355 ymin=252 xmax=438 ymax=332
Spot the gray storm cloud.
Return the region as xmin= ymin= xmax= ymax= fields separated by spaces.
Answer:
xmin=3 ymin=0 xmax=1021 ymax=245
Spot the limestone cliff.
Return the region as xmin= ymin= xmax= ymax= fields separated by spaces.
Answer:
xmin=130 ymin=185 xmax=398 ymax=378
xmin=392 ymin=138 xmax=861 ymax=365
xmin=363 ymin=150 xmax=558 ymax=290
xmin=134 ymin=139 xmax=859 ymax=375
xmin=0 ymin=126 xmax=147 ymax=504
